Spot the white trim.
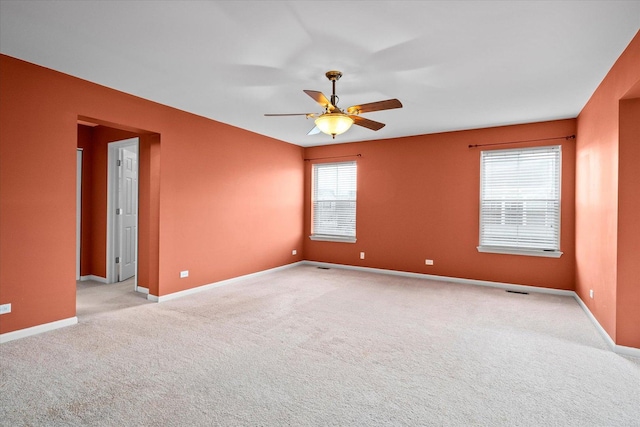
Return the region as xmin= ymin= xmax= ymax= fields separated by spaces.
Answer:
xmin=572 ymin=294 xmax=640 ymax=359
xmin=309 ymin=235 xmax=357 ymax=243
xmin=572 ymin=294 xmax=617 ymax=348
xmin=148 ymin=262 xmax=304 ymax=302
xmin=613 ymin=344 xmax=640 ymax=358
xmin=136 ymin=286 xmax=149 ymax=295
xmin=79 ymin=275 xmax=108 ymax=284
xmin=302 ymin=261 xmax=574 ymax=296
xmin=0 ymin=317 xmax=78 ymax=344
xmin=479 ymin=145 xmax=562 ymax=254
xmin=477 ymin=246 xmax=563 ymax=258
xmin=302 ymin=261 xmax=639 ymax=358
xmin=311 ymin=161 xmax=357 ymax=241
xmin=2 ymin=261 xmax=638 ymax=357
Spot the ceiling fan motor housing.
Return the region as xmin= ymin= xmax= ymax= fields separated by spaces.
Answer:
xmin=325 ymin=70 xmax=343 ymax=81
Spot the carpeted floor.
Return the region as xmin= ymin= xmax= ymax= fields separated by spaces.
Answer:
xmin=1 ymin=265 xmax=639 ymax=426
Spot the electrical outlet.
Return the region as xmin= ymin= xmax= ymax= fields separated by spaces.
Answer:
xmin=180 ymin=270 xmax=189 ymax=278
xmin=425 ymin=259 xmax=434 ymax=265
xmin=292 ymin=249 xmax=297 ymax=255
xmin=0 ymin=303 xmax=11 ymax=315
xmin=360 ymin=252 xmax=365 ymax=260
xmin=590 ymin=289 xmax=594 ymax=299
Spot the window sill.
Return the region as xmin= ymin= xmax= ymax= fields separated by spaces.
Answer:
xmin=310 ymin=235 xmax=357 ymax=243
xmin=477 ymin=246 xmax=563 ymax=258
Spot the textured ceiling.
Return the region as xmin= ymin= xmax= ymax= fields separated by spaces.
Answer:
xmin=1 ymin=1 xmax=639 ymax=146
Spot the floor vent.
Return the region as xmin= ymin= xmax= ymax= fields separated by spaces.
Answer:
xmin=317 ymin=267 xmax=331 ymax=270
xmin=506 ymin=290 xmax=529 ymax=295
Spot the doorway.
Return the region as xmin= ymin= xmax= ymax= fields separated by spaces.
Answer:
xmin=107 ymin=138 xmax=139 ymax=290
xmin=76 ymin=119 xmax=160 ymax=300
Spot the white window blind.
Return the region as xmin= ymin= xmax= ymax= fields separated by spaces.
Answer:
xmin=311 ymin=161 xmax=357 ymax=242
xmin=479 ymin=145 xmax=561 ymax=255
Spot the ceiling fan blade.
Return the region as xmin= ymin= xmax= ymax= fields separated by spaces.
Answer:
xmin=347 ymin=99 xmax=403 ymax=115
xmin=303 ymin=90 xmax=338 ymax=111
xmin=350 ymin=115 xmax=386 ymax=131
xmin=307 ymin=126 xmax=321 ymax=135
xmin=264 ymin=113 xmax=315 ymax=117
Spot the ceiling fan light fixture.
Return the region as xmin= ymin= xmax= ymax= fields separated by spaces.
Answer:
xmin=315 ymin=112 xmax=354 ymax=138
xmin=265 ymin=70 xmax=401 ymax=138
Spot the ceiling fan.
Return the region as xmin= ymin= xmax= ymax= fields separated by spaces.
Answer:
xmin=265 ymin=70 xmax=402 ymax=139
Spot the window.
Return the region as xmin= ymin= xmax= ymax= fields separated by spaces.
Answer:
xmin=478 ymin=145 xmax=562 ymax=257
xmin=311 ymin=161 xmax=357 ymax=243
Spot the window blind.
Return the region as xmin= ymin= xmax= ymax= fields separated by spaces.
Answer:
xmin=479 ymin=145 xmax=561 ymax=252
xmin=312 ymin=161 xmax=357 ymax=240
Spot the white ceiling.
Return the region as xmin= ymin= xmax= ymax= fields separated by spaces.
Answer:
xmin=1 ymin=1 xmax=639 ymax=147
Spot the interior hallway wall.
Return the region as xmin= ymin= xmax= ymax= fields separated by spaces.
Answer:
xmin=616 ymin=96 xmax=640 ymax=348
xmin=575 ymin=30 xmax=640 ymax=346
xmin=0 ymin=54 xmax=304 ymax=335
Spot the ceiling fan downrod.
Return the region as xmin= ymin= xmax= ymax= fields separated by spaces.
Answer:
xmin=326 ymin=70 xmax=342 ymax=110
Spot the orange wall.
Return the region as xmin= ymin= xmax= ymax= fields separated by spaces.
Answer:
xmin=77 ymin=125 xmax=94 ymax=277
xmin=0 ymin=54 xmax=304 ymax=334
xmin=304 ymin=120 xmax=577 ymax=290
xmin=137 ymin=133 xmax=161 ymax=294
xmin=616 ymin=97 xmax=640 ymax=348
xmin=575 ymin=31 xmax=640 ymax=345
xmin=0 ymin=63 xmax=77 ymax=331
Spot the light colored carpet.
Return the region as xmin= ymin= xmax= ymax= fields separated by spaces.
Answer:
xmin=76 ymin=276 xmax=148 ymax=318
xmin=1 ymin=265 xmax=638 ymax=426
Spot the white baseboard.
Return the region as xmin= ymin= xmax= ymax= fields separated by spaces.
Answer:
xmin=302 ymin=261 xmax=640 ymax=358
xmin=79 ymin=275 xmax=107 ymax=284
xmin=302 ymin=261 xmax=575 ymax=296
xmin=0 ymin=317 xmax=78 ymax=344
xmin=572 ymin=294 xmax=640 ymax=358
xmin=148 ymin=261 xmax=304 ymax=303
xmin=613 ymin=344 xmax=640 ymax=358
xmin=5 ymin=261 xmax=637 ymax=357
xmin=136 ymin=286 xmax=149 ymax=295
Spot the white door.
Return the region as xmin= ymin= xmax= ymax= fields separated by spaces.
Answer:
xmin=107 ymin=138 xmax=139 ymax=284
xmin=118 ymin=146 xmax=138 ymax=281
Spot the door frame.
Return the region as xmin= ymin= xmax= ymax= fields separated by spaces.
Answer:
xmin=106 ymin=138 xmax=139 ymax=290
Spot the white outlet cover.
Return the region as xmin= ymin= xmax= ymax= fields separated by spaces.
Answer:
xmin=0 ymin=303 xmax=11 ymax=314
xmin=360 ymin=252 xmax=365 ymax=259
xmin=292 ymin=250 xmax=297 ymax=255
xmin=180 ymin=270 xmax=189 ymax=278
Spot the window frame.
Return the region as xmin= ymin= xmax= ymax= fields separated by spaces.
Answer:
xmin=477 ymin=145 xmax=563 ymax=258
xmin=310 ymin=161 xmax=357 ymax=243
